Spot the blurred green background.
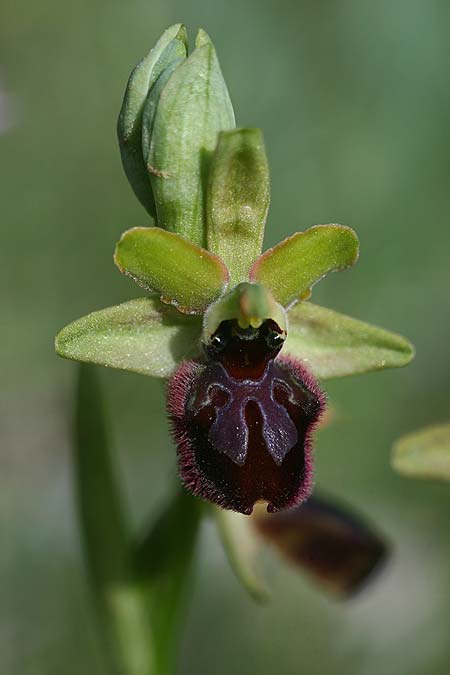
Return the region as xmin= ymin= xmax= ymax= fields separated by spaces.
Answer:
xmin=2 ymin=0 xmax=450 ymax=673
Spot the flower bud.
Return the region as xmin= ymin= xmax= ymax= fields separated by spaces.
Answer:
xmin=118 ymin=26 xmax=235 ymax=246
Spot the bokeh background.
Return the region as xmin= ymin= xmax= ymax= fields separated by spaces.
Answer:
xmin=2 ymin=1 xmax=450 ymax=673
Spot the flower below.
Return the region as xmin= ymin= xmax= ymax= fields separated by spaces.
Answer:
xmin=168 ymin=316 xmax=325 ymax=514
xmin=253 ymin=496 xmax=388 ymax=596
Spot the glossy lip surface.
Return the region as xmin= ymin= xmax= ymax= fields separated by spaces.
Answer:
xmin=167 ymin=319 xmax=326 ymax=514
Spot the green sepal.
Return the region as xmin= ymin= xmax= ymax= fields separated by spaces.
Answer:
xmin=250 ymin=225 xmax=359 ymax=307
xmin=392 ymin=423 xmax=450 ymax=482
xmin=284 ymin=302 xmax=414 ymax=379
xmin=212 ymin=506 xmax=269 ymax=603
xmin=206 ymin=129 xmax=270 ymax=284
xmin=147 ymin=35 xmax=235 ymax=246
xmin=117 ymin=24 xmax=188 ymax=217
xmin=114 ymin=227 xmax=229 ymax=314
xmin=55 ymin=297 xmax=202 ymax=378
xmin=203 ymin=282 xmax=287 ymax=344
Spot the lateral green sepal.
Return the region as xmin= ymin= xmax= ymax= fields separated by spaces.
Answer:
xmin=55 ymin=297 xmax=202 ymax=378
xmin=284 ymin=302 xmax=414 ymax=379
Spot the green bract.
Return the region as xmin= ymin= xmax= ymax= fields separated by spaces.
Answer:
xmin=212 ymin=506 xmax=268 ymax=602
xmin=207 ymin=129 xmax=269 ymax=284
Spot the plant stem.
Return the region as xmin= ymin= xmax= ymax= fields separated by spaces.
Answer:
xmin=74 ymin=364 xmax=155 ymax=675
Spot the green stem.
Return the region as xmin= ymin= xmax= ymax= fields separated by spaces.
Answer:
xmin=74 ymin=364 xmax=154 ymax=675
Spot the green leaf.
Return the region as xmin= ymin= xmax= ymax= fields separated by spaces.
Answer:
xmin=135 ymin=489 xmax=203 ymax=675
xmin=250 ymin=225 xmax=359 ymax=307
xmin=117 ymin=24 xmax=188 ymax=217
xmin=56 ymin=297 xmax=202 ymax=377
xmin=284 ymin=302 xmax=414 ymax=379
xmin=212 ymin=506 xmax=269 ymax=603
xmin=75 ymin=364 xmax=154 ymax=675
xmin=206 ymin=129 xmax=270 ymax=285
xmin=147 ymin=37 xmax=235 ymax=246
xmin=392 ymin=423 xmax=450 ymax=482
xmin=114 ymin=227 xmax=229 ymax=313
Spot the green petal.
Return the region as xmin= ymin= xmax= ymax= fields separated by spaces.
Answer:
xmin=147 ymin=36 xmax=235 ymax=246
xmin=392 ymin=423 xmax=450 ymax=482
xmin=284 ymin=302 xmax=414 ymax=379
xmin=206 ymin=129 xmax=270 ymax=285
xmin=114 ymin=227 xmax=229 ymax=314
xmin=212 ymin=506 xmax=269 ymax=603
xmin=117 ymin=24 xmax=188 ymax=217
xmin=55 ymin=297 xmax=202 ymax=378
xmin=250 ymin=225 xmax=359 ymax=307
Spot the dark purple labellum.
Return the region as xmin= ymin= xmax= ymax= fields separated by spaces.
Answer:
xmin=167 ymin=319 xmax=325 ymax=514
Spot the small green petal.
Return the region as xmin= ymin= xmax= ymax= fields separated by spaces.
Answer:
xmin=206 ymin=129 xmax=270 ymax=285
xmin=212 ymin=506 xmax=269 ymax=603
xmin=284 ymin=302 xmax=414 ymax=379
xmin=250 ymin=225 xmax=359 ymax=307
xmin=55 ymin=298 xmax=202 ymax=378
xmin=117 ymin=24 xmax=188 ymax=217
xmin=392 ymin=423 xmax=450 ymax=482
xmin=114 ymin=227 xmax=229 ymax=314
xmin=147 ymin=37 xmax=235 ymax=246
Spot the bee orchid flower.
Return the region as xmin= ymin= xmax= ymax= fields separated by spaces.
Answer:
xmin=55 ymin=25 xmax=414 ymax=517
